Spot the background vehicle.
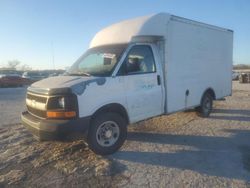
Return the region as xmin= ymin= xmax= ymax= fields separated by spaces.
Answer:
xmin=239 ymin=72 xmax=250 ymax=83
xmin=21 ymin=13 xmax=233 ymax=155
xmin=22 ymin=71 xmax=48 ymax=82
xmin=232 ymin=71 xmax=239 ymax=80
xmin=0 ymin=74 xmax=29 ymax=87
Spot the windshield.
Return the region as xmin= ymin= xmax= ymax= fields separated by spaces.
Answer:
xmin=67 ymin=44 xmax=127 ymax=77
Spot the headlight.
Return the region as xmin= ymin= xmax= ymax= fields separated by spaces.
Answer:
xmin=58 ymin=97 xmax=65 ymax=109
xmin=46 ymin=94 xmax=78 ymax=119
xmin=47 ymin=94 xmax=78 ymax=115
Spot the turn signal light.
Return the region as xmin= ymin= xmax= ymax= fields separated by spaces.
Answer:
xmin=47 ymin=111 xmax=76 ymax=118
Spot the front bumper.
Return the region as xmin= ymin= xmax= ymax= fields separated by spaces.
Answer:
xmin=21 ymin=111 xmax=90 ymax=141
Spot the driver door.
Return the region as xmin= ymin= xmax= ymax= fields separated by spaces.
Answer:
xmin=117 ymin=44 xmax=164 ymax=123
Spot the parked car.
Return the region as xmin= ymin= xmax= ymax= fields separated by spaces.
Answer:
xmin=21 ymin=13 xmax=233 ymax=155
xmin=22 ymin=71 xmax=48 ymax=82
xmin=239 ymin=73 xmax=250 ymax=83
xmin=232 ymin=71 xmax=239 ymax=80
xmin=0 ymin=74 xmax=29 ymax=87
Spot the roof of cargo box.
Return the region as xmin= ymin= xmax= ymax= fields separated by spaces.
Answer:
xmin=90 ymin=13 xmax=232 ymax=48
xmin=90 ymin=13 xmax=171 ymax=48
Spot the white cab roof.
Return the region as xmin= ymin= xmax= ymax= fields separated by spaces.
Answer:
xmin=90 ymin=13 xmax=171 ymax=48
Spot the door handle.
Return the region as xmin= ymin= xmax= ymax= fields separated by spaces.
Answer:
xmin=157 ymin=75 xmax=161 ymax=85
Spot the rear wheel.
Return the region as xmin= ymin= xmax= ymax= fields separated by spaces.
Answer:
xmin=87 ymin=112 xmax=127 ymax=155
xmin=196 ymin=92 xmax=213 ymax=117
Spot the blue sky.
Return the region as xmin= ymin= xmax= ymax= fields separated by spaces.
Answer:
xmin=0 ymin=0 xmax=249 ymax=70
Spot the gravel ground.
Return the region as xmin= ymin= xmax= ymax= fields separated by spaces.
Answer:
xmin=233 ymin=81 xmax=250 ymax=91
xmin=0 ymin=81 xmax=250 ymax=187
xmin=0 ymin=87 xmax=26 ymax=128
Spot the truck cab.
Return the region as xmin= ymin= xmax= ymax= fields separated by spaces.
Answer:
xmin=22 ymin=41 xmax=165 ymax=155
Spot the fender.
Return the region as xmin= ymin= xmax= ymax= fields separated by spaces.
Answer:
xmin=91 ymin=103 xmax=129 ymax=124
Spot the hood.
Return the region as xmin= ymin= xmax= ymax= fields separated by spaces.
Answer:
xmin=32 ymin=76 xmax=88 ymax=89
xmin=28 ymin=76 xmax=106 ymax=95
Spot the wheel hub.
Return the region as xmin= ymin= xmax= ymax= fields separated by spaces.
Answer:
xmin=104 ymin=130 xmax=112 ymax=138
xmin=96 ymin=121 xmax=120 ymax=147
xmin=205 ymin=101 xmax=210 ymax=109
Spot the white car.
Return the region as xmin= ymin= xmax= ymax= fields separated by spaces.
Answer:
xmin=232 ymin=71 xmax=239 ymax=80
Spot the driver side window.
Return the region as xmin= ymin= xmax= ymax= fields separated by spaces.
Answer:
xmin=118 ymin=45 xmax=156 ymax=75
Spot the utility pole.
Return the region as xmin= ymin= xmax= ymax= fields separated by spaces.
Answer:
xmin=51 ymin=42 xmax=55 ymax=70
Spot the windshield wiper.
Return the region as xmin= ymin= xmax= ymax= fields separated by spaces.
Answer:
xmin=67 ymin=72 xmax=91 ymax=77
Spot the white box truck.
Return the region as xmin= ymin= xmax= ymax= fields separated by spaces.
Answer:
xmin=21 ymin=13 xmax=233 ymax=155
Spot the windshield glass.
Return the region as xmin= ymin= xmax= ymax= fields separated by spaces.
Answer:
xmin=67 ymin=44 xmax=127 ymax=77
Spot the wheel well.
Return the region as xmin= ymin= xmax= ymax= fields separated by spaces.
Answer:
xmin=91 ymin=103 xmax=129 ymax=124
xmin=203 ymin=88 xmax=216 ymax=100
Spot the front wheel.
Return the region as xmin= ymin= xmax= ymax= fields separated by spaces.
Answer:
xmin=87 ymin=112 xmax=127 ymax=155
xmin=196 ymin=92 xmax=213 ymax=117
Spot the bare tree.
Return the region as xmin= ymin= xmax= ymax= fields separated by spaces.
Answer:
xmin=7 ymin=60 xmax=21 ymax=69
xmin=18 ymin=64 xmax=32 ymax=71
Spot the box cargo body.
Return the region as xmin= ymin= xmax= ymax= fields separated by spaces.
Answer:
xmin=22 ymin=13 xmax=233 ymax=155
xmin=90 ymin=13 xmax=233 ymax=115
xmin=165 ymin=16 xmax=233 ymax=113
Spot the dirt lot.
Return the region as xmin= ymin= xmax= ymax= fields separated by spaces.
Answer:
xmin=0 ymin=81 xmax=250 ymax=187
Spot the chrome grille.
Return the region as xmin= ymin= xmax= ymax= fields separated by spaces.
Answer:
xmin=27 ymin=93 xmax=47 ymax=103
xmin=27 ymin=106 xmax=47 ymax=118
xmin=26 ymin=92 xmax=48 ymax=118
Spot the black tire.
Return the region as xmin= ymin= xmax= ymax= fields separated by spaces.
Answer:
xmin=196 ymin=92 xmax=213 ymax=117
xmin=87 ymin=112 xmax=127 ymax=155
